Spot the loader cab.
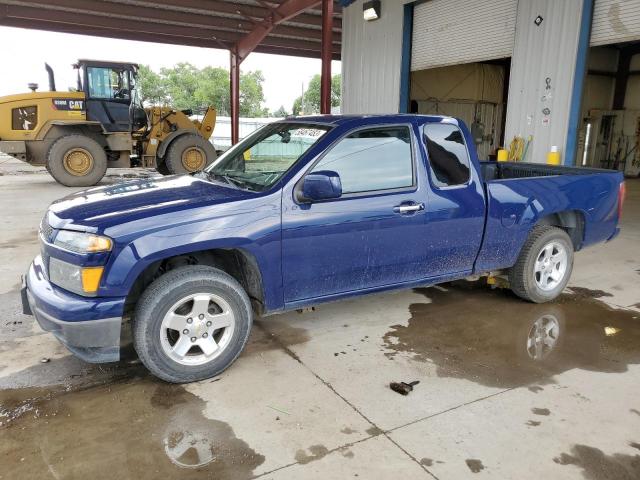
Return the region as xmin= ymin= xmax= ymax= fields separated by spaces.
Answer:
xmin=75 ymin=60 xmax=146 ymax=132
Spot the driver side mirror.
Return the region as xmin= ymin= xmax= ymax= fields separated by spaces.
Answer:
xmin=298 ymin=170 xmax=342 ymax=203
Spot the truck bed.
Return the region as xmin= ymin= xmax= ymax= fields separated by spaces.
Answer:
xmin=480 ymin=161 xmax=614 ymax=181
xmin=474 ymin=161 xmax=623 ymax=274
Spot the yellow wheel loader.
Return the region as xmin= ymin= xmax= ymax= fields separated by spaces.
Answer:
xmin=0 ymin=60 xmax=217 ymax=186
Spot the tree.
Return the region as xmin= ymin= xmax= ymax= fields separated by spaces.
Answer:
xmin=292 ymin=96 xmax=303 ymax=116
xmin=159 ymin=63 xmax=201 ymax=111
xmin=136 ymin=65 xmax=167 ymax=105
xmin=194 ymin=66 xmax=230 ymax=115
xmin=291 ymin=74 xmax=341 ymax=115
xmin=240 ymin=70 xmax=268 ymax=117
xmin=135 ymin=63 xmax=267 ymax=117
xmin=271 ymin=105 xmax=288 ymax=117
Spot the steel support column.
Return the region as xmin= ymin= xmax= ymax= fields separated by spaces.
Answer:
xmin=230 ymin=49 xmax=241 ymax=145
xmin=320 ymin=0 xmax=333 ymax=114
xmin=613 ymin=49 xmax=632 ymax=110
xmin=228 ymin=0 xmax=323 ymax=144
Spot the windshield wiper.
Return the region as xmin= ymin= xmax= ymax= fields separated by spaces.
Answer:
xmin=207 ymin=171 xmax=261 ymax=191
xmin=205 ymin=172 xmax=241 ymax=189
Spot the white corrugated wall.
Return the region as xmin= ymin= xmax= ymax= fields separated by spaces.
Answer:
xmin=504 ymin=0 xmax=585 ymax=164
xmin=411 ymin=0 xmax=518 ymax=71
xmin=341 ymin=0 xmax=410 ymax=114
xmin=591 ymin=0 xmax=640 ymax=45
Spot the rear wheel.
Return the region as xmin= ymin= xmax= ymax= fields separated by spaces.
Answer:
xmin=509 ymin=225 xmax=574 ymax=303
xmin=47 ymin=134 xmax=108 ymax=186
xmin=133 ymin=266 xmax=252 ymax=383
xmin=163 ymin=134 xmax=217 ymax=175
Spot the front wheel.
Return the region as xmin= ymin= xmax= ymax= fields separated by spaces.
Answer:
xmin=509 ymin=226 xmax=574 ymax=303
xmin=133 ymin=266 xmax=253 ymax=383
xmin=162 ymin=134 xmax=217 ymax=175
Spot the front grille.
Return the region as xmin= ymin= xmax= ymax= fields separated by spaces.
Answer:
xmin=40 ymin=215 xmax=54 ymax=243
xmin=39 ymin=214 xmax=54 ymax=278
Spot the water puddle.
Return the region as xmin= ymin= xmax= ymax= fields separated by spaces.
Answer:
xmin=383 ymin=283 xmax=640 ymax=388
xmin=553 ymin=444 xmax=640 ymax=480
xmin=0 ymin=377 xmax=264 ymax=479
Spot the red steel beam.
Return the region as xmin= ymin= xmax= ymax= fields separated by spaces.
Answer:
xmin=0 ymin=17 xmax=342 ymax=60
xmin=230 ymin=49 xmax=241 ymax=145
xmin=0 ymin=4 xmax=340 ymax=54
xmin=236 ymin=0 xmax=322 ymax=61
xmin=110 ymin=0 xmax=342 ymax=30
xmin=320 ymin=0 xmax=333 ymax=114
xmin=229 ymin=0 xmax=324 ymax=145
xmin=0 ymin=0 xmax=342 ymax=43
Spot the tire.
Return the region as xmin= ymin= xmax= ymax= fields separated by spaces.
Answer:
xmin=46 ymin=134 xmax=108 ymax=187
xmin=132 ymin=265 xmax=253 ymax=383
xmin=509 ymin=225 xmax=574 ymax=303
xmin=163 ymin=134 xmax=217 ymax=175
xmin=155 ymin=158 xmax=170 ymax=175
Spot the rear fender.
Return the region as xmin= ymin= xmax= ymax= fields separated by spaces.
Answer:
xmin=474 ymin=173 xmax=620 ymax=273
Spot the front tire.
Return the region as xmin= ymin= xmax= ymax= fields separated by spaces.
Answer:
xmin=163 ymin=134 xmax=217 ymax=175
xmin=509 ymin=226 xmax=574 ymax=303
xmin=133 ymin=266 xmax=252 ymax=383
xmin=47 ymin=134 xmax=108 ymax=187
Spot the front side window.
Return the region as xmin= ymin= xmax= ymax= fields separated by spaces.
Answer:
xmin=87 ymin=67 xmax=130 ymax=100
xmin=423 ymin=123 xmax=471 ymax=187
xmin=207 ymin=122 xmax=330 ymax=192
xmin=311 ymin=126 xmax=414 ymax=194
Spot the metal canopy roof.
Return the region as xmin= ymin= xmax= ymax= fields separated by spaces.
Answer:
xmin=0 ymin=0 xmax=342 ymax=60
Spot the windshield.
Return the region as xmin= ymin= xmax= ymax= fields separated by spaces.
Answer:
xmin=206 ymin=122 xmax=331 ymax=192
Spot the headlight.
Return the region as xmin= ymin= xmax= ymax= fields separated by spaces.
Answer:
xmin=49 ymin=258 xmax=104 ymax=296
xmin=54 ymin=230 xmax=112 ymax=253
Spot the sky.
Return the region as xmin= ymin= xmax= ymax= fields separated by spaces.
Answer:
xmin=0 ymin=26 xmax=341 ymax=113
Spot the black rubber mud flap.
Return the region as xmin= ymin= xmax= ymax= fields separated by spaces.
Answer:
xmin=21 ymin=277 xmax=32 ymax=316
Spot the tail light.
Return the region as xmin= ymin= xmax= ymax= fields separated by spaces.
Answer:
xmin=618 ymin=181 xmax=626 ymax=220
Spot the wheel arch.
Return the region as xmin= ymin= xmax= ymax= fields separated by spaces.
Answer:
xmin=123 ymin=247 xmax=266 ymax=317
xmin=535 ymin=209 xmax=585 ymax=250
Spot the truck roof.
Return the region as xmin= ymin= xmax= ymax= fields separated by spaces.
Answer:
xmin=284 ymin=114 xmax=458 ymax=127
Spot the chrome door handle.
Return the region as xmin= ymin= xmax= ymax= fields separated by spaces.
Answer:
xmin=394 ymin=203 xmax=425 ymax=214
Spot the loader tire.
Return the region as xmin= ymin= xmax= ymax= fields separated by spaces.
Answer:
xmin=47 ymin=135 xmax=108 ymax=187
xmin=155 ymin=158 xmax=170 ymax=176
xmin=164 ymin=134 xmax=217 ymax=175
xmin=509 ymin=225 xmax=574 ymax=303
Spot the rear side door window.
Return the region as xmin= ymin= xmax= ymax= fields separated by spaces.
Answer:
xmin=423 ymin=123 xmax=471 ymax=187
xmin=311 ymin=126 xmax=414 ymax=195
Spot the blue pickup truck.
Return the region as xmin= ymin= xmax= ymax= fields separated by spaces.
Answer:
xmin=23 ymin=115 xmax=625 ymax=382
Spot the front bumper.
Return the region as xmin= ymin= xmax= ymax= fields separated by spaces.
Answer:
xmin=23 ymin=255 xmax=125 ymax=363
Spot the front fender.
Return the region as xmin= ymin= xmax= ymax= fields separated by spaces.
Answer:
xmin=98 ymin=196 xmax=283 ymax=311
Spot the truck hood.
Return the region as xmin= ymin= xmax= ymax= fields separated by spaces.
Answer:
xmin=47 ymin=174 xmax=256 ymax=232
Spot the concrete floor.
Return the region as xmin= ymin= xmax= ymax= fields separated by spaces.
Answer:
xmin=1 ymin=157 xmax=640 ymax=479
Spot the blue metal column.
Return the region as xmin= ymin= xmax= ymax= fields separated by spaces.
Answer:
xmin=399 ymin=2 xmax=414 ymax=113
xmin=564 ymin=0 xmax=594 ymax=165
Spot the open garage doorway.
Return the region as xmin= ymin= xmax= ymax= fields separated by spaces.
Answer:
xmin=578 ymin=43 xmax=640 ymax=176
xmin=409 ymin=58 xmax=510 ymax=161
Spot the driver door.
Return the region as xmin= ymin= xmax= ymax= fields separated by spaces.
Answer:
xmin=85 ymin=66 xmax=132 ymax=132
xmin=281 ymin=124 xmax=431 ymax=303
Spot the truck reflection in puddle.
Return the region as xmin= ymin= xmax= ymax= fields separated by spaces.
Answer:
xmin=0 ymin=379 xmax=264 ymax=480
xmin=383 ymin=283 xmax=640 ymax=388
